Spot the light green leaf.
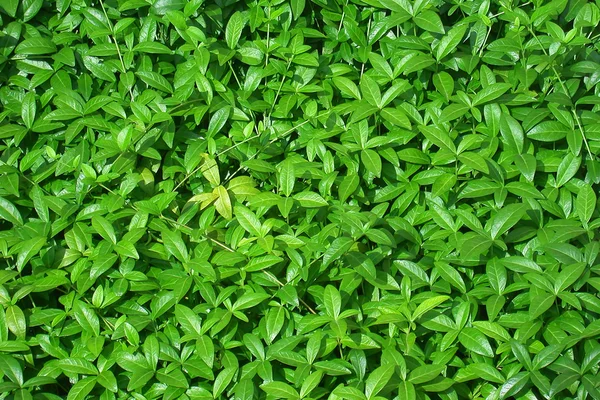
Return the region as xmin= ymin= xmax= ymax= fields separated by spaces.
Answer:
xmin=577 ymin=185 xmax=596 ymax=225
xmin=365 ymin=364 xmax=394 ymax=399
xmin=161 ymin=230 xmax=189 ymax=263
xmin=279 ymin=159 xmax=295 ymax=197
xmin=338 ymin=174 xmax=359 ymax=203
xmin=0 ymin=354 xmax=24 ymax=385
xmin=414 ymin=10 xmax=445 ymax=34
xmin=556 ymin=153 xmax=581 ymax=187
xmin=333 ymin=76 xmax=361 ymax=100
xmin=361 ymin=149 xmax=382 ymax=177
xmin=412 ymin=295 xmax=450 ymax=320
xmin=433 ymin=71 xmax=454 ymax=100
xmin=360 ymin=75 xmax=382 ymax=108
xmin=22 ymin=92 xmax=36 ymax=130
xmin=435 ymin=24 xmax=468 ymax=60
xmin=323 ymin=285 xmax=341 ymax=320
xmin=472 ymin=83 xmax=512 ymax=106
xmin=293 ymin=191 xmax=328 ymax=207
xmin=6 ymin=305 xmax=26 ymax=340
xmin=136 ymin=71 xmax=174 ymax=93
xmin=260 ymin=381 xmax=300 ymax=399
xmin=226 ymin=11 xmax=246 ymax=49
xmin=92 ymin=215 xmax=117 ymax=244
xmin=459 ymin=327 xmax=495 ymax=357
xmin=234 ymin=205 xmax=263 ymax=237
xmin=214 ymin=185 xmax=233 ymax=219
xmin=0 ymin=196 xmax=23 ymax=226
xmin=67 ymin=377 xmax=97 ymax=400
xmin=175 ymin=304 xmax=202 ymax=337
xmin=488 ymin=203 xmax=527 ymax=240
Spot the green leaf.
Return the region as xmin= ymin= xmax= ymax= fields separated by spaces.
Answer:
xmin=459 ymin=327 xmax=495 ymax=357
xmin=514 ymin=154 xmax=537 ymax=181
xmin=300 ymin=371 xmax=323 ymax=398
xmin=414 ymin=10 xmax=445 ymax=34
xmin=412 ymin=295 xmax=450 ymax=320
xmin=529 ymin=292 xmax=555 ymax=319
xmin=156 ymin=367 xmax=188 ymax=388
xmin=67 ymin=377 xmax=97 ymax=400
xmin=6 ymin=305 xmax=27 ymax=340
xmin=133 ymin=42 xmax=173 ymax=54
xmin=213 ymin=368 xmax=237 ymax=398
xmin=279 ymin=159 xmax=295 ymax=197
xmin=380 ymin=107 xmax=411 ymax=129
xmin=291 ymin=0 xmax=305 ymax=18
xmin=433 ymin=71 xmax=454 ymax=101
xmin=236 ymin=380 xmax=255 ymax=400
xmin=293 ymin=191 xmax=328 ymax=207
xmin=214 ymin=185 xmax=233 ymax=219
xmin=556 ymin=153 xmax=581 ymax=187
xmin=22 ymin=92 xmax=36 ymax=130
xmin=58 ymin=358 xmax=99 ymax=375
xmin=360 ymin=75 xmax=382 ymax=108
xmin=472 ymin=83 xmax=512 ymax=106
xmin=338 ymin=174 xmax=359 ymax=203
xmin=260 ymin=381 xmax=300 ymax=399
xmin=408 ymin=364 xmax=445 ymax=385
xmin=161 ymin=230 xmax=189 ymax=263
xmin=577 ymin=185 xmax=596 ymax=225
xmin=92 ymin=215 xmax=117 ymax=244
xmin=175 ymin=304 xmax=202 ymax=337
xmin=234 ymin=205 xmax=263 ymax=237
xmin=0 ymin=355 xmax=24 ymax=385
xmin=431 ymin=173 xmax=457 ymax=198
xmin=333 ymin=77 xmax=362 ymax=100
xmin=554 ymin=262 xmax=586 ymax=293
xmin=15 ymin=38 xmax=57 ymax=55
xmin=136 ymin=71 xmax=174 ymax=93
xmin=435 ymin=24 xmax=468 ymax=60
xmin=500 ymin=114 xmax=524 ymax=153
xmin=1 ymin=0 xmax=18 ymax=17
xmin=226 ymin=11 xmax=246 ymax=49
xmin=527 ymin=121 xmax=568 ymax=141
xmin=16 ymin=236 xmax=46 ymax=272
xmin=398 ymin=381 xmax=417 ymax=400
xmin=361 ymin=149 xmax=382 ymax=177
xmin=419 ymin=125 xmax=456 ymax=153
xmin=73 ymin=302 xmax=100 ymax=336
xmin=233 ymin=292 xmax=270 ymax=310
xmin=532 ymin=345 xmax=563 ymax=370
xmin=488 ymin=203 xmax=527 ymax=240
xmin=201 ymin=155 xmax=221 ymax=186
xmin=206 ymin=107 xmax=231 ymax=138
xmin=435 ymin=262 xmax=466 ymax=293
xmin=0 ymin=196 xmax=23 ymax=226
xmin=323 ymin=285 xmax=341 ymax=320
xmin=365 ymin=364 xmax=394 ymax=399
xmin=465 ymin=363 xmax=505 ymax=383
xmin=402 ymin=54 xmax=436 ymax=75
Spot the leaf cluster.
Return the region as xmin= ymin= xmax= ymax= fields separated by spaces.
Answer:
xmin=1 ymin=0 xmax=600 ymax=399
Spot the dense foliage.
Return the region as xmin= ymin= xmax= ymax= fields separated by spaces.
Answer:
xmin=1 ymin=0 xmax=600 ymax=398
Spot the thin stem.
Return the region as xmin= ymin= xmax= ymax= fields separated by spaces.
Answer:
xmin=267 ymin=59 xmax=293 ymax=119
xmin=98 ymin=0 xmax=134 ymax=100
xmin=161 ymin=213 xmax=316 ymax=314
xmin=265 ymin=5 xmax=271 ymax=67
xmin=222 ymin=109 xmax=332 ymax=185
xmin=227 ymin=61 xmax=243 ymax=89
xmin=526 ymin=26 xmax=594 ymax=160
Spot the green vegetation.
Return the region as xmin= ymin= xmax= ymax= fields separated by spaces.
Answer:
xmin=0 ymin=0 xmax=600 ymax=398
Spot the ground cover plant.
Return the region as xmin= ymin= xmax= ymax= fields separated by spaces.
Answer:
xmin=1 ymin=0 xmax=600 ymax=398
